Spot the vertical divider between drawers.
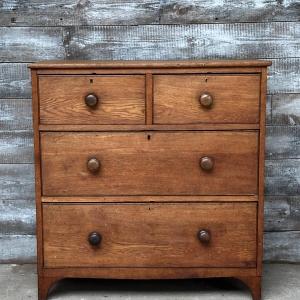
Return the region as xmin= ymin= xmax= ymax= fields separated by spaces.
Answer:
xmin=145 ymin=73 xmax=153 ymax=125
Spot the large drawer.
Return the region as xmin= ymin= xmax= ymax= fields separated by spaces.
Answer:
xmin=43 ymin=202 xmax=257 ymax=268
xmin=41 ymin=131 xmax=258 ymax=196
xmin=154 ymin=74 xmax=260 ymax=124
xmin=38 ymin=75 xmax=145 ymax=125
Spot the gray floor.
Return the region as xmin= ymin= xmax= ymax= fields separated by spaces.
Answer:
xmin=0 ymin=264 xmax=299 ymax=300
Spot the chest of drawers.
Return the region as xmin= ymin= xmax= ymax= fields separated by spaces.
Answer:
xmin=30 ymin=60 xmax=271 ymax=300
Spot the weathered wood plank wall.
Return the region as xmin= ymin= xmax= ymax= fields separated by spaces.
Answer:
xmin=0 ymin=0 xmax=299 ymax=263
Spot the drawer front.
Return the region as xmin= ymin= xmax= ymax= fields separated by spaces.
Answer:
xmin=154 ymin=75 xmax=260 ymax=124
xmin=41 ymin=131 xmax=258 ymax=196
xmin=43 ymin=203 xmax=257 ymax=268
xmin=39 ymin=75 xmax=145 ymax=124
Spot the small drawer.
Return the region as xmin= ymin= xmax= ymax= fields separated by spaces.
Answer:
xmin=43 ymin=202 xmax=257 ymax=268
xmin=153 ymin=74 xmax=260 ymax=124
xmin=38 ymin=75 xmax=145 ymax=125
xmin=41 ymin=131 xmax=258 ymax=196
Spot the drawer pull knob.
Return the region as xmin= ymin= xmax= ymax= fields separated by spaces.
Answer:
xmin=88 ymin=232 xmax=102 ymax=246
xmin=199 ymin=93 xmax=213 ymax=108
xmin=87 ymin=158 xmax=101 ymax=173
xmin=200 ymin=156 xmax=214 ymax=171
xmin=198 ymin=229 xmax=211 ymax=243
xmin=85 ymin=93 xmax=99 ymax=108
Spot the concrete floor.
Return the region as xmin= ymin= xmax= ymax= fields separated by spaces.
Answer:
xmin=0 ymin=264 xmax=299 ymax=300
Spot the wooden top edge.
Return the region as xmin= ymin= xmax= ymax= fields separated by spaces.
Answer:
xmin=29 ymin=59 xmax=272 ymax=69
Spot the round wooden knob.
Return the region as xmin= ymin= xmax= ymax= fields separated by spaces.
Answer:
xmin=88 ymin=232 xmax=102 ymax=246
xmin=85 ymin=93 xmax=98 ymax=108
xmin=198 ymin=229 xmax=211 ymax=243
xmin=199 ymin=93 xmax=213 ymax=108
xmin=87 ymin=158 xmax=101 ymax=173
xmin=200 ymin=156 xmax=214 ymax=171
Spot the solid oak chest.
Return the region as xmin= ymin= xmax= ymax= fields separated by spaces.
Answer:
xmin=30 ymin=60 xmax=271 ymax=300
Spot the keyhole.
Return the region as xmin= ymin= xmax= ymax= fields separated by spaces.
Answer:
xmin=147 ymin=134 xmax=151 ymax=140
xmin=90 ymin=79 xmax=93 ymax=84
xmin=205 ymin=78 xmax=208 ymax=82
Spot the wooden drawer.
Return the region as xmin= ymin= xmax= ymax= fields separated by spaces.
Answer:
xmin=38 ymin=75 xmax=145 ymax=125
xmin=43 ymin=202 xmax=257 ymax=268
xmin=41 ymin=131 xmax=258 ymax=196
xmin=153 ymin=74 xmax=260 ymax=124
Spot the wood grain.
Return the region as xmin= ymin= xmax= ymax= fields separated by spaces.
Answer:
xmin=0 ymin=1 xmax=160 ymax=26
xmin=43 ymin=202 xmax=257 ymax=268
xmin=154 ymin=74 xmax=260 ymax=124
xmin=62 ymin=23 xmax=299 ymax=60
xmin=265 ymin=196 xmax=300 ymax=232
xmin=0 ymin=0 xmax=299 ymax=26
xmin=265 ymin=159 xmax=300 ymax=196
xmin=42 ymin=195 xmax=258 ymax=203
xmin=42 ymin=267 xmax=257 ymax=279
xmin=0 ymin=234 xmax=36 ymax=263
xmin=0 ymin=131 xmax=33 ymax=163
xmin=271 ymin=93 xmax=300 ymax=125
xmin=264 ymin=231 xmax=300 ymax=262
xmin=266 ymin=95 xmax=272 ymax=125
xmin=266 ymin=126 xmax=300 ymax=159
xmin=159 ymin=0 xmax=300 ymax=24
xmin=30 ymin=59 xmax=271 ymax=69
xmin=268 ymin=58 xmax=300 ymax=94
xmin=0 ymin=200 xmax=35 ymax=235
xmin=39 ymin=75 xmax=145 ymax=125
xmin=0 ymin=99 xmax=32 ymax=130
xmin=0 ymin=63 xmax=30 ymax=98
xmin=0 ymin=27 xmax=64 ymax=62
xmin=41 ymin=131 xmax=258 ymax=196
xmin=0 ymin=164 xmax=34 ymax=200
xmin=31 ymin=68 xmax=44 ymax=278
xmin=38 ymin=124 xmax=260 ymax=131
xmin=257 ymin=67 xmax=267 ymax=276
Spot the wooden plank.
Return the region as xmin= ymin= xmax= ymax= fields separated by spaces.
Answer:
xmin=271 ymin=93 xmax=300 ymax=125
xmin=64 ymin=23 xmax=300 ymax=60
xmin=146 ymin=73 xmax=153 ymax=124
xmin=0 ymin=27 xmax=64 ymax=62
xmin=265 ymin=159 xmax=300 ymax=196
xmin=159 ymin=0 xmax=300 ymax=24
xmin=0 ymin=235 xmax=36 ymax=263
xmin=0 ymin=131 xmax=33 ymax=163
xmin=264 ymin=231 xmax=300 ymax=262
xmin=266 ymin=95 xmax=272 ymax=125
xmin=0 ymin=164 xmax=34 ymax=200
xmin=266 ymin=126 xmax=300 ymax=159
xmin=265 ymin=196 xmax=300 ymax=232
xmin=268 ymin=58 xmax=300 ymax=94
xmin=0 ymin=200 xmax=35 ymax=235
xmin=0 ymin=1 xmax=299 ymax=26
xmin=0 ymin=63 xmax=30 ymax=98
xmin=0 ymin=1 xmax=160 ymax=26
xmin=0 ymin=99 xmax=32 ymax=130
